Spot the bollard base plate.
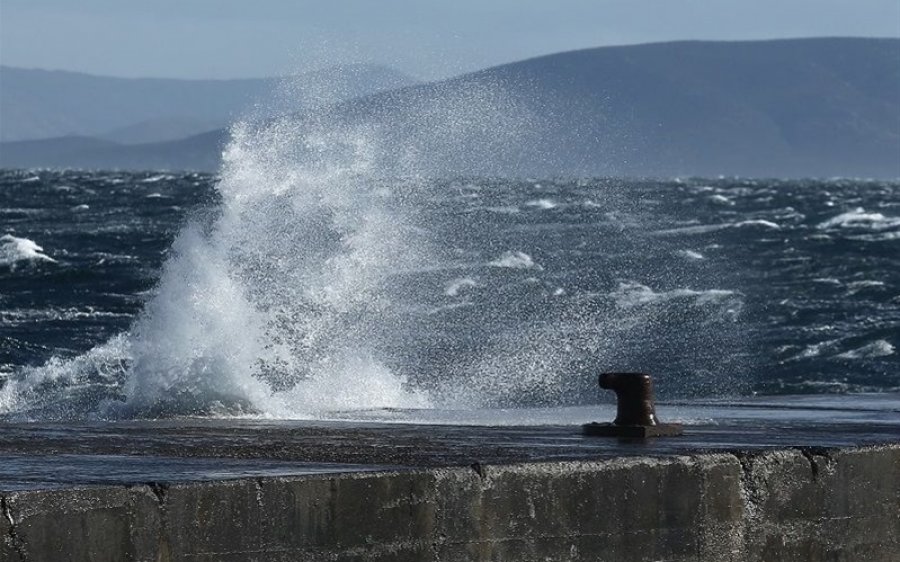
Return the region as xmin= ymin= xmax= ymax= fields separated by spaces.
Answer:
xmin=582 ymin=422 xmax=683 ymax=438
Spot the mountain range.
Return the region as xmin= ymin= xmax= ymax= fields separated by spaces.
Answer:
xmin=1 ymin=38 xmax=898 ymax=178
xmin=0 ymin=64 xmax=416 ymax=143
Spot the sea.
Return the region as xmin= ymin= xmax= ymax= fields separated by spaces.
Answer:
xmin=1 ymin=162 xmax=897 ymax=422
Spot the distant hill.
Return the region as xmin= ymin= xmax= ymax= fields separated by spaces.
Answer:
xmin=99 ymin=116 xmax=225 ymax=145
xmin=1 ymin=38 xmax=898 ymax=178
xmin=0 ymin=131 xmax=229 ymax=172
xmin=0 ymin=64 xmax=416 ymax=143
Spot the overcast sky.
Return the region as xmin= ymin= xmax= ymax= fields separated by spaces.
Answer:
xmin=2 ymin=0 xmax=899 ymax=80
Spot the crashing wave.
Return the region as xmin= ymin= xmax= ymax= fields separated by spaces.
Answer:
xmin=0 ymin=234 xmax=57 ymax=267
xmin=489 ymin=251 xmax=543 ymax=270
xmin=818 ymin=207 xmax=900 ymax=231
xmin=836 ymin=340 xmax=895 ymax=360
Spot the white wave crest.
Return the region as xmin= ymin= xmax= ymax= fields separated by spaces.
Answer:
xmin=612 ymin=282 xmax=739 ymax=308
xmin=818 ymin=208 xmax=900 ymax=231
xmin=1 ymin=234 xmax=57 ymax=266
xmin=445 ymin=277 xmax=479 ymax=297
xmin=708 ymin=194 xmax=734 ymax=205
xmin=653 ymin=219 xmax=780 ymax=236
xmin=676 ymin=249 xmax=705 ymax=260
xmin=524 ymin=198 xmax=557 ymax=210
xmin=0 ymin=336 xmax=130 ymax=418
xmin=489 ymin=251 xmax=543 ymax=270
xmin=836 ymin=340 xmax=895 ymax=360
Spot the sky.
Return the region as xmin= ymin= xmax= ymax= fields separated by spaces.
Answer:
xmin=2 ymin=0 xmax=899 ymax=80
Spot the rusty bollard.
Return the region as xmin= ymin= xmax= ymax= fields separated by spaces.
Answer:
xmin=582 ymin=372 xmax=683 ymax=437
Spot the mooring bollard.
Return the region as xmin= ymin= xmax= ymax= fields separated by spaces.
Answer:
xmin=582 ymin=372 xmax=683 ymax=437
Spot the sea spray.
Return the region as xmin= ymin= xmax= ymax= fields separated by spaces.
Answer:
xmin=5 ymin=172 xmax=895 ymax=406
xmin=109 ymin=116 xmax=439 ymax=417
xmin=0 ymin=73 xmax=759 ymax=420
xmin=1 ymin=73 xmax=547 ymax=418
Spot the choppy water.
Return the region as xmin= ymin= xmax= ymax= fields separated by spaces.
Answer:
xmin=1 ymin=167 xmax=897 ymax=421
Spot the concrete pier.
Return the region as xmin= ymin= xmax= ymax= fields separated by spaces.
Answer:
xmin=2 ymin=396 xmax=899 ymax=561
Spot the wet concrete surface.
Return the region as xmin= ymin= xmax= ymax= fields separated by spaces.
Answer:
xmin=0 ymin=395 xmax=897 ymax=490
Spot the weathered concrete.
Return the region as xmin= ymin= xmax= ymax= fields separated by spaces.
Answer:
xmin=2 ymin=398 xmax=898 ymax=560
xmin=2 ymin=444 xmax=898 ymax=561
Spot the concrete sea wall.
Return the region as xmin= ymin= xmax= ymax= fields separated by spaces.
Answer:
xmin=2 ymin=444 xmax=898 ymax=561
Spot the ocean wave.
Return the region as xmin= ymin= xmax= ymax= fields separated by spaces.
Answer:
xmin=0 ymin=307 xmax=132 ymax=326
xmin=0 ymin=208 xmax=45 ymax=217
xmin=836 ymin=340 xmax=895 ymax=360
xmin=675 ymin=249 xmax=705 ymax=260
xmin=652 ymin=219 xmax=780 ymax=236
xmin=846 ymin=280 xmax=887 ymax=294
xmin=140 ymin=174 xmax=175 ymax=183
xmin=524 ymin=198 xmax=558 ymax=210
xmin=611 ymin=282 xmax=739 ymax=308
xmin=445 ymin=277 xmax=479 ymax=297
xmin=488 ymin=251 xmax=543 ymax=270
xmin=811 ymin=277 xmax=842 ymax=286
xmin=708 ymin=194 xmax=734 ymax=205
xmin=0 ymin=234 xmax=57 ymax=267
xmin=792 ymin=339 xmax=841 ymax=359
xmin=0 ymin=336 xmax=130 ymax=419
xmin=735 ymin=219 xmax=781 ymax=229
xmin=468 ymin=205 xmax=520 ymax=214
xmin=846 ymin=231 xmax=900 ymax=242
xmin=817 ymin=207 xmax=900 ymax=231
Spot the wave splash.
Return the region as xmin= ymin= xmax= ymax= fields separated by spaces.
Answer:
xmin=1 ymin=76 xmax=540 ymax=420
xmin=1 ymin=234 xmax=56 ymax=267
xmin=117 ymin=119 xmax=438 ymax=418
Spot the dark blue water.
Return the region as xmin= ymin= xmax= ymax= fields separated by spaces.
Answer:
xmin=1 ymin=169 xmax=898 ymax=419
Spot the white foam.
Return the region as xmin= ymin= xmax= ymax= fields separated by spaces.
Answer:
xmin=791 ymin=339 xmax=843 ymax=360
xmin=676 ymin=249 xmax=705 ymax=260
xmin=263 ymin=353 xmax=430 ymax=417
xmin=524 ymin=198 xmax=557 ymax=210
xmin=0 ymin=336 xmax=129 ymax=417
xmin=475 ymin=206 xmax=520 ymax=214
xmin=836 ymin=340 xmax=895 ymax=360
xmin=735 ymin=219 xmax=780 ymax=229
xmin=708 ymin=194 xmax=734 ymax=205
xmin=445 ymin=277 xmax=479 ymax=297
xmin=0 ymin=234 xmax=56 ymax=266
xmin=653 ymin=219 xmax=780 ymax=236
xmin=612 ymin=282 xmax=738 ymax=308
xmin=846 ymin=280 xmax=886 ymax=294
xmin=847 ymin=231 xmax=900 ymax=242
xmin=140 ymin=174 xmax=174 ymax=183
xmin=818 ymin=208 xmax=900 ymax=231
xmin=488 ymin=251 xmax=543 ymax=270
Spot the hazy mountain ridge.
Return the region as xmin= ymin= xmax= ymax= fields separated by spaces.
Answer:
xmin=0 ymin=64 xmax=417 ymax=143
xmin=100 ymin=116 xmax=225 ymax=145
xmin=1 ymin=38 xmax=898 ymax=178
xmin=336 ymin=37 xmax=898 ymax=178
